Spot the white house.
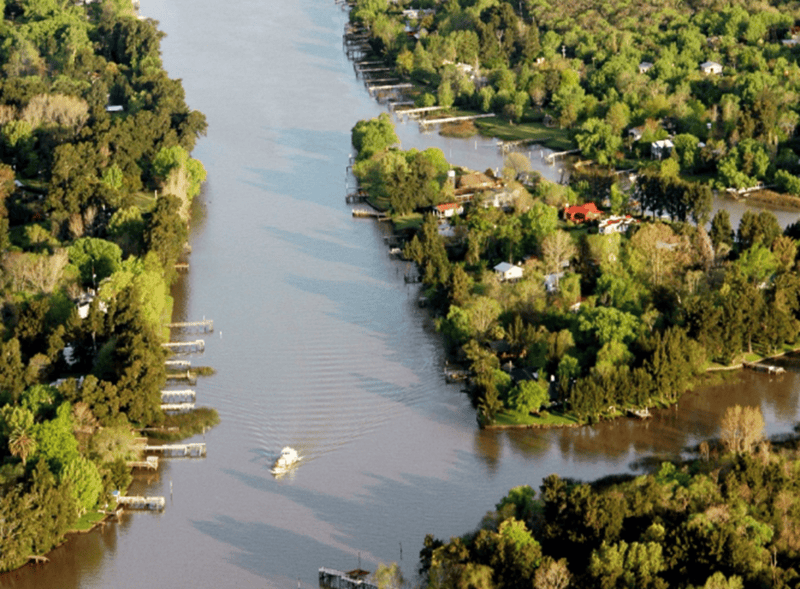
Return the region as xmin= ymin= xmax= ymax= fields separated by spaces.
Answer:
xmin=651 ymin=139 xmax=674 ymax=159
xmin=105 ymin=105 xmax=124 ymax=113
xmin=598 ymin=215 xmax=638 ymax=234
xmin=638 ymin=61 xmax=654 ymax=74
xmin=494 ymin=262 xmax=523 ymax=282
xmin=700 ymin=61 xmax=723 ymax=75
xmin=432 ymin=202 xmax=463 ymax=219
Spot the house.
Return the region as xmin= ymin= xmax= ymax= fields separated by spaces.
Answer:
xmin=494 ymin=262 xmax=523 ymax=282
xmin=651 ymin=139 xmax=674 ymax=160
xmin=628 ymin=127 xmax=643 ymax=142
xmin=638 ymin=61 xmax=654 ymax=74
xmin=700 ymin=61 xmax=723 ymax=75
xmin=483 ymin=189 xmax=515 ymax=210
xmin=432 ymin=202 xmax=463 ymax=219
xmin=564 ymin=202 xmax=602 ymax=223
xmin=598 ymin=215 xmax=638 ymax=234
xmin=105 ymin=105 xmax=124 ymax=113
xmin=544 ymin=272 xmax=564 ymax=293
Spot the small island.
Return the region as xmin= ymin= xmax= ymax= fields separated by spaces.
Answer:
xmin=0 ymin=0 xmax=215 ymax=572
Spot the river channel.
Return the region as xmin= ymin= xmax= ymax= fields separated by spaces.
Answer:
xmin=4 ymin=0 xmax=800 ymax=588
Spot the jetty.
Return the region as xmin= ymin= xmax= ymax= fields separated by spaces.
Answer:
xmin=116 ymin=495 xmax=165 ymax=510
xmin=160 ymin=389 xmax=196 ymax=402
xmin=28 ymin=555 xmax=50 ymax=564
xmin=166 ymin=370 xmax=195 ymax=382
xmin=319 ymin=568 xmax=377 ymax=589
xmin=545 ymin=149 xmax=581 ymax=163
xmin=627 ymin=407 xmax=652 ymax=419
xmin=352 ymin=208 xmax=389 ymax=220
xmin=165 ymin=318 xmax=213 ymax=332
xmin=444 ymin=367 xmax=471 ymax=383
xmin=127 ymin=456 xmax=159 ymax=470
xmin=395 ymin=105 xmax=446 ymax=119
xmin=160 ymin=402 xmax=195 ymax=412
xmin=165 ymin=359 xmax=191 ymax=368
xmin=743 ymin=362 xmax=785 ymax=375
xmin=144 ymin=442 xmax=207 ymax=457
xmin=367 ymin=82 xmax=413 ymax=94
xmin=418 ymin=113 xmax=495 ymax=130
xmin=175 ymin=262 xmax=189 ymax=271
xmin=161 ymin=339 xmax=205 ymax=353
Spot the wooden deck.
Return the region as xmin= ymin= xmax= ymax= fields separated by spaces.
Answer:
xmin=161 ymin=339 xmax=205 ymax=353
xmin=165 ymin=318 xmax=213 ymax=332
xmin=127 ymin=456 xmax=159 ymax=470
xmin=144 ymin=442 xmax=207 ymax=457
xmin=116 ymin=495 xmax=165 ymax=510
xmin=161 ymin=402 xmax=196 ymax=412
xmin=161 ymin=389 xmax=196 ymax=401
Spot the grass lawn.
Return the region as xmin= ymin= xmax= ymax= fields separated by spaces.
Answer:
xmin=474 ymin=117 xmax=573 ymax=152
xmin=493 ymin=408 xmax=582 ymax=427
xmin=72 ymin=510 xmax=107 ymax=532
xmin=392 ymin=213 xmax=423 ymax=231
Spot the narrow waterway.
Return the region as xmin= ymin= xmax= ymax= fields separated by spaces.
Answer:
xmin=5 ymin=1 xmax=800 ymax=588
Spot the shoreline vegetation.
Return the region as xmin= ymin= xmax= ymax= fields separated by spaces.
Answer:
xmin=344 ymin=0 xmax=800 ymax=433
xmin=0 ymin=0 xmax=216 ymax=573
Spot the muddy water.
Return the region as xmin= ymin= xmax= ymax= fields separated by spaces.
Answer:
xmin=4 ymin=1 xmax=800 ymax=588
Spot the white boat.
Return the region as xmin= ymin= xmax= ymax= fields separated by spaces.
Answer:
xmin=272 ymin=447 xmax=300 ymax=473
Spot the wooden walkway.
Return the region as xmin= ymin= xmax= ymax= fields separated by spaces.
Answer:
xmin=352 ymin=208 xmax=389 ymax=220
xmin=165 ymin=359 xmax=191 ymax=367
xmin=367 ymin=83 xmax=413 ymax=94
xmin=161 ymin=389 xmax=196 ymax=401
xmin=174 ymin=262 xmax=189 ymax=271
xmin=545 ymin=149 xmax=580 ymax=163
xmin=116 ymin=495 xmax=165 ymax=510
xmin=161 ymin=339 xmax=205 ymax=353
xmin=743 ymin=362 xmax=786 ymax=374
xmin=319 ymin=568 xmax=377 ymax=589
xmin=165 ymin=319 xmax=213 ymax=332
xmin=144 ymin=442 xmax=207 ymax=457
xmin=127 ymin=456 xmax=159 ymax=470
xmin=419 ymin=113 xmax=494 ymax=130
xmin=161 ymin=402 xmax=195 ymax=412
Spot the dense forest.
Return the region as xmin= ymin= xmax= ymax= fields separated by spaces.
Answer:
xmin=416 ymin=406 xmax=800 ymax=589
xmin=351 ymin=0 xmax=800 ymax=193
xmin=0 ymin=0 xmax=208 ymax=570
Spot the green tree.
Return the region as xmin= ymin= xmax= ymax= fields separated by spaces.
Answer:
xmin=575 ymin=118 xmax=621 ymax=166
xmin=68 ymin=237 xmax=122 ymax=287
xmin=509 ymin=379 xmax=549 ymax=414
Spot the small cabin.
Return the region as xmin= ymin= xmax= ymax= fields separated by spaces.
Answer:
xmin=700 ymin=61 xmax=723 ymax=75
xmin=494 ymin=262 xmax=523 ymax=282
xmin=651 ymin=139 xmax=674 ymax=160
xmin=638 ymin=61 xmax=654 ymax=74
xmin=432 ymin=202 xmax=463 ymax=219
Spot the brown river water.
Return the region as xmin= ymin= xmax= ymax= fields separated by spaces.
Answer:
xmin=3 ymin=0 xmax=800 ymax=587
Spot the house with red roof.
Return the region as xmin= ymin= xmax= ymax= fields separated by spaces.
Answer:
xmin=564 ymin=202 xmax=602 ymax=223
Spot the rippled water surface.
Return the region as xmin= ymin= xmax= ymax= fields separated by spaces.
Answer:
xmin=4 ymin=1 xmax=800 ymax=588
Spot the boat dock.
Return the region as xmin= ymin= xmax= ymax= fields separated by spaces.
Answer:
xmin=545 ymin=149 xmax=581 ymax=163
xmin=319 ymin=568 xmax=377 ymax=589
xmin=161 ymin=339 xmax=205 ymax=353
xmin=743 ymin=362 xmax=786 ymax=374
xmin=165 ymin=319 xmax=213 ymax=332
xmin=165 ymin=360 xmax=191 ymax=368
xmin=160 ymin=402 xmax=195 ymax=412
xmin=419 ymin=113 xmax=495 ymax=130
xmin=144 ymin=443 xmax=207 ymax=457
xmin=126 ymin=456 xmax=159 ymax=470
xmin=352 ymin=208 xmax=388 ymax=220
xmin=160 ymin=389 xmax=196 ymax=402
xmin=116 ymin=495 xmax=165 ymax=510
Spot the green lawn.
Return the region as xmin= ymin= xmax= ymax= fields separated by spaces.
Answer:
xmin=474 ymin=117 xmax=573 ymax=152
xmin=392 ymin=213 xmax=423 ymax=231
xmin=72 ymin=510 xmax=107 ymax=532
xmin=493 ymin=408 xmax=582 ymax=427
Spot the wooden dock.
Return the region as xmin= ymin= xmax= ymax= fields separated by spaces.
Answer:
xmin=165 ymin=318 xmax=213 ymax=332
xmin=175 ymin=262 xmax=189 ymax=271
xmin=545 ymin=149 xmax=581 ymax=163
xmin=352 ymin=208 xmax=389 ymax=220
xmin=161 ymin=339 xmax=205 ymax=353
xmin=165 ymin=360 xmax=191 ymax=368
xmin=127 ymin=456 xmax=159 ymax=470
xmin=319 ymin=568 xmax=377 ymax=589
xmin=116 ymin=495 xmax=165 ymax=510
xmin=743 ymin=362 xmax=786 ymax=374
xmin=367 ymin=83 xmax=413 ymax=94
xmin=166 ymin=370 xmax=195 ymax=382
xmin=161 ymin=402 xmax=195 ymax=412
xmin=144 ymin=443 xmax=207 ymax=457
xmin=418 ymin=113 xmax=495 ymax=130
xmin=161 ymin=389 xmax=196 ymax=402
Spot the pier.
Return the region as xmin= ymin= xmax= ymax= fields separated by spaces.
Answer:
xmin=127 ymin=456 xmax=159 ymax=470
xmin=367 ymin=83 xmax=413 ymax=94
xmin=174 ymin=262 xmax=189 ymax=271
xmin=545 ymin=149 xmax=581 ymax=163
xmin=743 ymin=362 xmax=786 ymax=374
xmin=116 ymin=495 xmax=165 ymax=510
xmin=319 ymin=568 xmax=377 ymax=589
xmin=161 ymin=389 xmax=196 ymax=402
xmin=144 ymin=442 xmax=207 ymax=457
xmin=352 ymin=208 xmax=389 ymax=220
xmin=161 ymin=402 xmax=196 ymax=412
xmin=165 ymin=318 xmax=213 ymax=332
xmin=165 ymin=360 xmax=191 ymax=368
xmin=418 ymin=113 xmax=495 ymax=130
xmin=161 ymin=339 xmax=205 ymax=353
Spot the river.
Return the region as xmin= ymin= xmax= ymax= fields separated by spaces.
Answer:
xmin=3 ymin=0 xmax=800 ymax=588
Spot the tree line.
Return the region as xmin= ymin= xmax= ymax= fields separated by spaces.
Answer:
xmin=0 ymin=0 xmax=208 ymax=571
